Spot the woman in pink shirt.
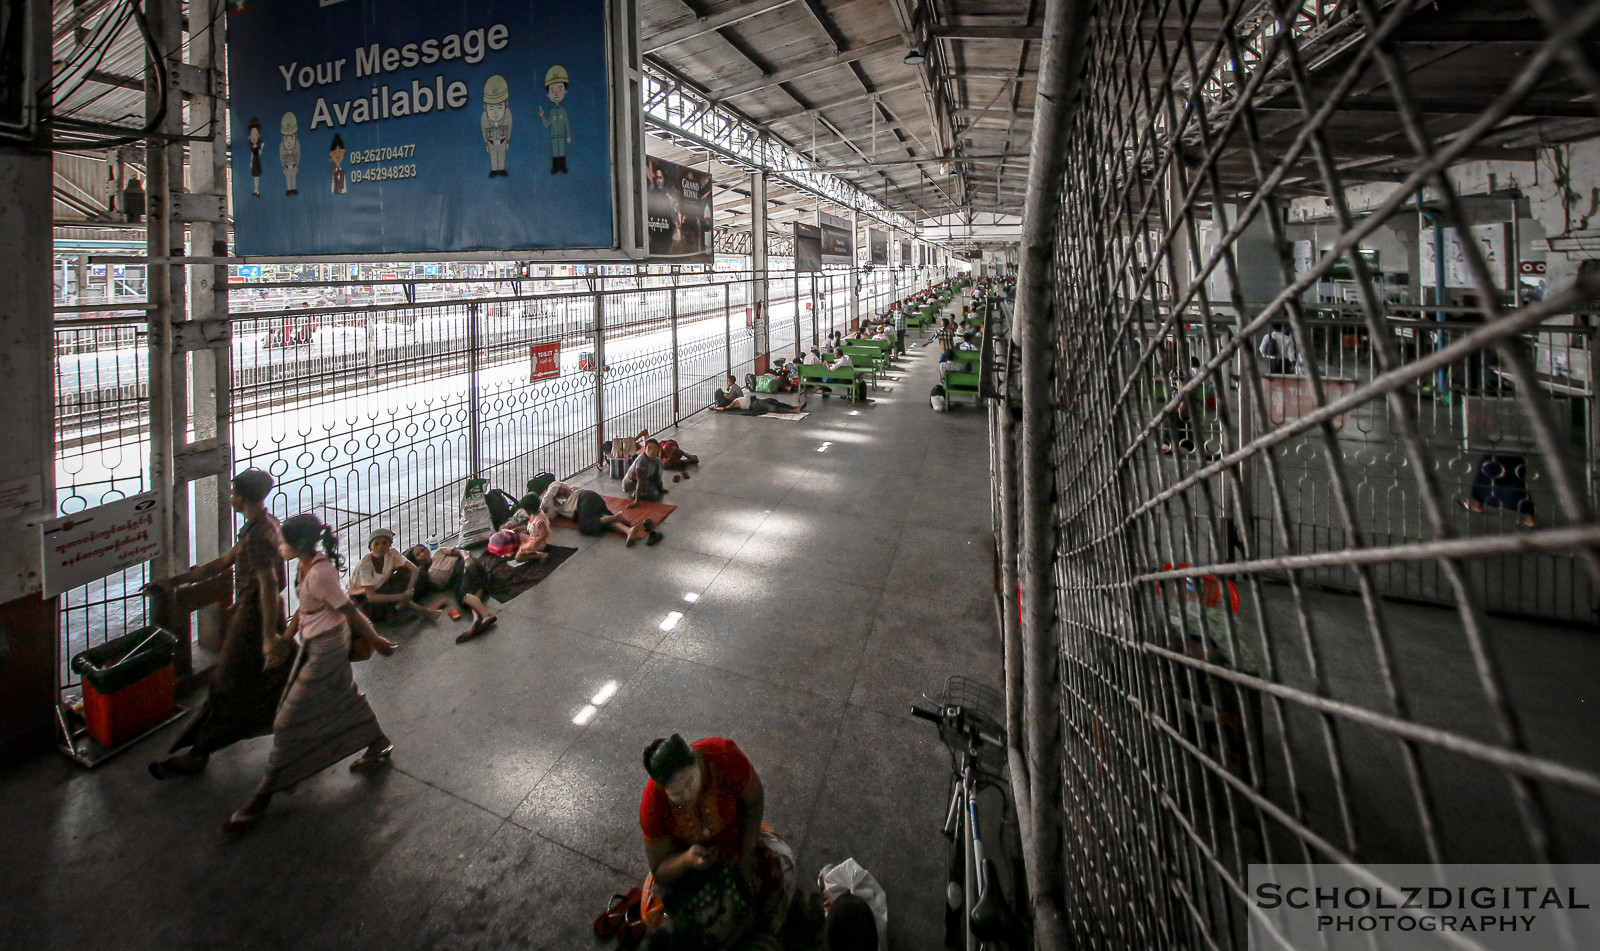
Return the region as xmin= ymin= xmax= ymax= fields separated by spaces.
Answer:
xmin=223 ymin=514 xmax=396 ymax=834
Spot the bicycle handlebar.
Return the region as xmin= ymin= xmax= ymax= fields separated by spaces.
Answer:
xmin=909 ymin=704 xmax=1005 ymax=750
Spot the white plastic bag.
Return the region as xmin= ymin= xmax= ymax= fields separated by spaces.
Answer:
xmin=456 ymin=477 xmax=493 ymax=546
xmin=818 ymin=858 xmax=889 ymax=949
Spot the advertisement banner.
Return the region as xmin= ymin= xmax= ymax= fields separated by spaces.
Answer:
xmin=818 ymin=211 xmax=853 ymax=265
xmin=899 ymin=239 xmax=911 ymax=266
xmin=529 ymin=341 xmax=561 ymax=381
xmin=794 ymin=223 xmax=822 ymax=273
xmin=645 ymin=156 xmax=713 ymax=261
xmin=41 ymin=492 xmax=162 ymax=599
xmin=869 ymin=228 xmax=888 ymax=266
xmin=228 ymin=0 xmax=618 ymax=256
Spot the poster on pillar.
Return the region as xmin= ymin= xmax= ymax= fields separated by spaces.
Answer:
xmin=227 ymin=0 xmax=636 ymax=256
xmin=869 ymin=228 xmax=888 ymax=265
xmin=1421 ymin=224 xmax=1506 ymax=289
xmin=644 ymin=155 xmax=713 ymax=262
xmin=793 ymin=223 xmax=822 ymax=273
xmin=817 ymin=212 xmax=853 ymax=265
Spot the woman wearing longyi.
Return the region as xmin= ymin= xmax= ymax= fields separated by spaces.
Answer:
xmin=221 ymin=514 xmax=397 ymax=834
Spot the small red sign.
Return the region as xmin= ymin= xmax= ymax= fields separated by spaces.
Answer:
xmin=1519 ymin=260 xmax=1547 ymax=276
xmin=530 ymin=342 xmax=561 ymax=381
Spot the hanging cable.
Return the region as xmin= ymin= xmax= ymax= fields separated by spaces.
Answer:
xmin=47 ymin=0 xmax=169 ymax=151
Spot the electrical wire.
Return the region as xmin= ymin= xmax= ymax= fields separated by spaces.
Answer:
xmin=46 ymin=0 xmax=168 ymax=151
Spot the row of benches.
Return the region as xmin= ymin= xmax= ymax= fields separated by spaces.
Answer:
xmin=940 ymin=294 xmax=996 ymax=412
xmin=794 ymin=335 xmax=897 ymax=403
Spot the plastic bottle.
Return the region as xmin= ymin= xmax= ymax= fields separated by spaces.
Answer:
xmin=427 ymin=532 xmax=439 ymax=551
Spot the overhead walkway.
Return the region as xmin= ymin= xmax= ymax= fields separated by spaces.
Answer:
xmin=0 ymin=302 xmax=1004 ymax=950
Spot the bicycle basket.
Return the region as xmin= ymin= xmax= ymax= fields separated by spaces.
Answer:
xmin=936 ymin=676 xmax=1007 ymax=762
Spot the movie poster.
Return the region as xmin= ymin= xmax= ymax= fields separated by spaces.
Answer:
xmin=645 ymin=155 xmax=713 ymax=262
xmin=794 ymin=223 xmax=822 ymax=273
xmin=228 ymin=0 xmax=620 ymax=255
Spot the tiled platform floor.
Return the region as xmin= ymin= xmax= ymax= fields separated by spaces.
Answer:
xmin=0 ymin=311 xmax=1004 ymax=950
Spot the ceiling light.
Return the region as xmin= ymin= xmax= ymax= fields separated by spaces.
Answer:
xmin=904 ymin=49 xmax=926 ymax=65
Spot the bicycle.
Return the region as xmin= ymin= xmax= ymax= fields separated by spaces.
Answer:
xmin=912 ymin=676 xmax=1026 ymax=951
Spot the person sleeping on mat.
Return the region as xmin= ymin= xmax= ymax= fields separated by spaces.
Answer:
xmin=710 ymin=389 xmax=807 ymax=415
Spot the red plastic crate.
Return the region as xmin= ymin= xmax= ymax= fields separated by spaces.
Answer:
xmin=81 ymin=663 xmax=175 ymax=748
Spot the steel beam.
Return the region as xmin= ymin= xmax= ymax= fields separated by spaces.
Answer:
xmin=645 ymin=0 xmax=797 ymax=54
xmin=712 ymin=38 xmax=902 ymax=102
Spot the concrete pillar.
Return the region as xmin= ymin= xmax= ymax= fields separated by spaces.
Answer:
xmin=751 ymin=165 xmax=769 ymax=367
xmin=0 ymin=0 xmax=60 ymax=762
xmin=185 ymin=2 xmax=233 ymax=652
xmin=850 ymin=209 xmax=861 ymax=329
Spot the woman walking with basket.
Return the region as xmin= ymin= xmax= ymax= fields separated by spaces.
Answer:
xmin=222 ymin=514 xmax=397 ymax=834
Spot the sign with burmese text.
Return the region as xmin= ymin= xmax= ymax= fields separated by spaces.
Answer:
xmin=1248 ymin=864 xmax=1600 ymax=950
xmin=529 ymin=342 xmax=561 ymax=381
xmin=41 ymin=492 xmax=163 ymax=599
xmin=227 ymin=0 xmax=615 ymax=255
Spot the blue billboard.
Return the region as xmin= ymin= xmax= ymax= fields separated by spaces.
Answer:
xmin=228 ymin=0 xmax=620 ymax=256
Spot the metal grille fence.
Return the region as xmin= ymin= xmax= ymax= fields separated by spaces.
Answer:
xmin=1018 ymin=1 xmax=1600 ymax=948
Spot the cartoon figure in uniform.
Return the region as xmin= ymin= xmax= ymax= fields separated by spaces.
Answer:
xmin=279 ymin=112 xmax=300 ymax=195
xmin=246 ymin=118 xmax=263 ymax=196
xmin=329 ymin=134 xmax=347 ymax=194
xmin=481 ymin=74 xmax=512 ymax=177
xmin=538 ymin=65 xmax=571 ymax=174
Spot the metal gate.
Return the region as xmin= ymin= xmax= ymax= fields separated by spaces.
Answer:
xmin=1003 ymin=1 xmax=1600 ymax=948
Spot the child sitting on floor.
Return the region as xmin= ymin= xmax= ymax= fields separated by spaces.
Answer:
xmin=623 ymin=439 xmax=668 ymax=504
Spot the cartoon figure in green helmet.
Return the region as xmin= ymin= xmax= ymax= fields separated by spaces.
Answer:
xmin=279 ymin=112 xmax=300 ymax=195
xmin=481 ymin=74 xmax=512 ymax=177
xmin=538 ymin=64 xmax=571 ymax=174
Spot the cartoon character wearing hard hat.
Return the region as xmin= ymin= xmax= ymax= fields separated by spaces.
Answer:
xmin=279 ymin=112 xmax=300 ymax=195
xmin=538 ymin=65 xmax=571 ymax=175
xmin=481 ymin=75 xmax=512 ymax=178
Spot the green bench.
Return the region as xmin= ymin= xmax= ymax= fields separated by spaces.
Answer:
xmin=848 ymin=337 xmax=894 ymax=364
xmin=797 ymin=363 xmax=862 ymax=403
xmin=839 ymin=347 xmax=882 ymax=386
xmin=940 ymin=317 xmax=991 ymax=411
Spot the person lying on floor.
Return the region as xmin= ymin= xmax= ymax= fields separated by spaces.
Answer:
xmin=623 ymin=439 xmax=669 ymax=504
xmin=710 ymin=388 xmax=808 ymax=415
xmin=659 ymin=437 xmax=698 ymax=473
xmin=637 ymin=429 xmax=700 ymax=473
xmin=347 ymin=528 xmax=443 ymax=622
xmin=405 ymin=544 xmax=500 ymax=644
xmin=543 ymin=480 xmax=662 ymax=546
